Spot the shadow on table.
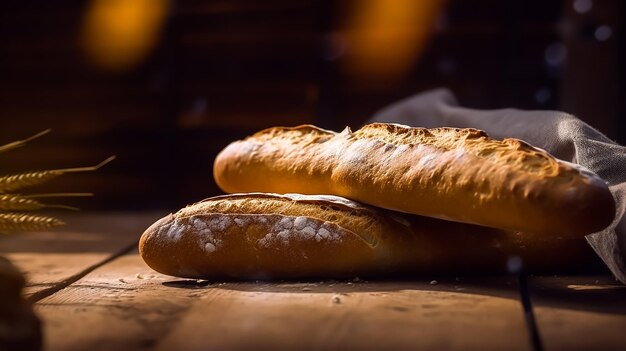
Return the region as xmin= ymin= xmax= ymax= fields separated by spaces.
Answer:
xmin=527 ymin=275 xmax=626 ymax=315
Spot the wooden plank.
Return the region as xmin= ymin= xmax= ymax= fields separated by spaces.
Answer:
xmin=528 ymin=275 xmax=626 ymax=351
xmin=37 ymin=252 xmax=531 ymax=351
xmin=155 ymin=277 xmax=531 ymax=351
xmin=0 ymin=213 xmax=162 ymax=297
xmin=36 ymin=252 xmax=203 ymax=351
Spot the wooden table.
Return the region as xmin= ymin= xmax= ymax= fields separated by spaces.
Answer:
xmin=2 ymin=213 xmax=626 ymax=351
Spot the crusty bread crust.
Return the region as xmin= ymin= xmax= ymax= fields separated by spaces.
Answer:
xmin=214 ymin=123 xmax=615 ymax=236
xmin=140 ymin=193 xmax=601 ymax=279
xmin=139 ymin=193 xmax=417 ymax=279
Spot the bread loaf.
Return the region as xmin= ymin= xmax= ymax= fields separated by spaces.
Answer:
xmin=140 ymin=193 xmax=418 ymax=279
xmin=139 ymin=193 xmax=600 ymax=279
xmin=214 ymin=123 xmax=615 ymax=236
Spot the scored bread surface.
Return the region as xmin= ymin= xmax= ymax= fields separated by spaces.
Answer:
xmin=214 ymin=123 xmax=615 ymax=236
xmin=139 ymin=193 xmax=417 ymax=279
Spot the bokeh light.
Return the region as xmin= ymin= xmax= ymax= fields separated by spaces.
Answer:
xmin=81 ymin=0 xmax=170 ymax=72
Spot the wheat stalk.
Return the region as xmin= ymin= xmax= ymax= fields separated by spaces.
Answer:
xmin=22 ymin=193 xmax=93 ymax=199
xmin=0 ymin=213 xmax=64 ymax=232
xmin=0 ymin=130 xmax=113 ymax=233
xmin=0 ymin=194 xmax=84 ymax=211
xmin=0 ymin=170 xmax=62 ymax=193
xmin=0 ymin=194 xmax=44 ymax=211
xmin=0 ymin=129 xmax=50 ymax=154
xmin=0 ymin=156 xmax=116 ymax=193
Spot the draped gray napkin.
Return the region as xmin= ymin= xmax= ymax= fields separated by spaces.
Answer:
xmin=370 ymin=88 xmax=626 ymax=283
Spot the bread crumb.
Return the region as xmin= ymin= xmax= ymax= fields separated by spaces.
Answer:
xmin=332 ymin=296 xmax=341 ymax=304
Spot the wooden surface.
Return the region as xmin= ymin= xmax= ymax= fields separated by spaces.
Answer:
xmin=529 ymin=275 xmax=626 ymax=351
xmin=2 ymin=213 xmax=626 ymax=351
xmin=0 ymin=212 xmax=163 ymax=298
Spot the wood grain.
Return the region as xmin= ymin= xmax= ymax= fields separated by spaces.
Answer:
xmin=35 ymin=248 xmax=531 ymax=351
xmin=0 ymin=212 xmax=162 ymax=297
xmin=36 ymin=252 xmax=211 ymax=351
xmin=528 ymin=275 xmax=626 ymax=351
xmin=156 ymin=277 xmax=532 ymax=351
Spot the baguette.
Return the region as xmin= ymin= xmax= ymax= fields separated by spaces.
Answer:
xmin=214 ymin=123 xmax=615 ymax=237
xmin=139 ymin=193 xmax=599 ymax=279
xmin=140 ymin=193 xmax=417 ymax=279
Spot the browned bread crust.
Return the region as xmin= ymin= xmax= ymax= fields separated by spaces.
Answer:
xmin=214 ymin=123 xmax=615 ymax=236
xmin=139 ymin=193 xmax=600 ymax=279
xmin=139 ymin=193 xmax=417 ymax=279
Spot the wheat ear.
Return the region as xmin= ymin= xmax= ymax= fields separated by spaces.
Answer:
xmin=0 ymin=129 xmax=51 ymax=154
xmin=0 ymin=194 xmax=44 ymax=211
xmin=22 ymin=193 xmax=93 ymax=198
xmin=0 ymin=213 xmax=65 ymax=232
xmin=0 ymin=156 xmax=116 ymax=193
xmin=0 ymin=194 xmax=83 ymax=211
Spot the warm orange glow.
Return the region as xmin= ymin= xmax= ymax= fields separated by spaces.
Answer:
xmin=342 ymin=0 xmax=446 ymax=81
xmin=82 ymin=0 xmax=169 ymax=71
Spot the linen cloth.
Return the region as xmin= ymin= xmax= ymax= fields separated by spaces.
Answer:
xmin=371 ymin=88 xmax=626 ymax=283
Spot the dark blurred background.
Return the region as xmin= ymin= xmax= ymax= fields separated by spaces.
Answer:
xmin=0 ymin=0 xmax=624 ymax=210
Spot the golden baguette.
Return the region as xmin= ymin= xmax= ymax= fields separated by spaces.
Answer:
xmin=139 ymin=193 xmax=599 ymax=279
xmin=140 ymin=193 xmax=416 ymax=278
xmin=213 ymin=123 xmax=615 ymax=237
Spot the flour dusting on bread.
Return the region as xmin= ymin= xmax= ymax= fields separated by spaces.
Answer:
xmin=159 ymin=218 xmax=186 ymax=241
xmin=138 ymin=191 xmax=418 ymax=279
xmin=256 ymin=215 xmax=342 ymax=248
